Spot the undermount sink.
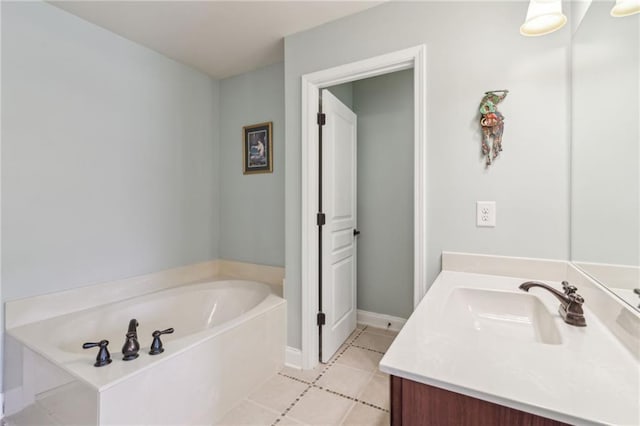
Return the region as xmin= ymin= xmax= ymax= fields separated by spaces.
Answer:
xmin=444 ymin=288 xmax=562 ymax=345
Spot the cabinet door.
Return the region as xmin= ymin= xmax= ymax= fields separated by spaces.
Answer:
xmin=390 ymin=376 xmax=568 ymax=426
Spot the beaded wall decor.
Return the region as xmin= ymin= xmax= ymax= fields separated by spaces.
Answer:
xmin=479 ymin=90 xmax=508 ymax=166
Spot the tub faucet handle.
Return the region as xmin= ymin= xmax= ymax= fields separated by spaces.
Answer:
xmin=82 ymin=340 xmax=112 ymax=367
xmin=149 ymin=328 xmax=174 ymax=355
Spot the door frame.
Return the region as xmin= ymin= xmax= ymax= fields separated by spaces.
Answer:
xmin=301 ymin=45 xmax=427 ymax=369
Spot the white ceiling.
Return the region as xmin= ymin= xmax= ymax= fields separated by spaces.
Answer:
xmin=50 ymin=1 xmax=384 ymax=79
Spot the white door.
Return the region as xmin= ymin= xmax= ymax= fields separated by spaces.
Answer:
xmin=320 ymin=89 xmax=358 ymax=363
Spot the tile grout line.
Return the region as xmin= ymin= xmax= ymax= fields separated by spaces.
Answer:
xmin=317 ymin=325 xmax=391 ymax=413
xmin=314 ymin=384 xmax=390 ymax=413
xmin=272 ymin=385 xmax=312 ymax=425
xmin=272 ymin=326 xmax=390 ymax=425
xmin=243 ymin=399 xmax=291 ymax=422
xmin=349 ymin=344 xmax=386 ymax=355
xmin=312 ymin=326 xmax=366 ymax=384
xmin=277 ymin=372 xmax=315 ymax=385
xmin=271 ymin=375 xmax=313 ymax=425
xmin=272 ymin=327 xmax=367 ymax=425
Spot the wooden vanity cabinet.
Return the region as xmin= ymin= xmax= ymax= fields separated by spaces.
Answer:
xmin=390 ymin=376 xmax=569 ymax=426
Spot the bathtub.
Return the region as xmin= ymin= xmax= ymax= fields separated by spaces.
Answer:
xmin=7 ymin=279 xmax=286 ymax=425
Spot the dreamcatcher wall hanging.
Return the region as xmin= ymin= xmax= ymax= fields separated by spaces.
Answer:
xmin=479 ymin=90 xmax=508 ymax=167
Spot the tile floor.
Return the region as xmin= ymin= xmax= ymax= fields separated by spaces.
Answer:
xmin=216 ymin=324 xmax=397 ymax=426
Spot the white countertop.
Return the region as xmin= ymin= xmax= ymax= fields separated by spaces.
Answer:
xmin=379 ymin=270 xmax=640 ymax=425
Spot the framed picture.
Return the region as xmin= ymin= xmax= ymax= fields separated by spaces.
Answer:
xmin=243 ymin=122 xmax=273 ymax=174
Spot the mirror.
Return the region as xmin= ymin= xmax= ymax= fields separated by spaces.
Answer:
xmin=571 ymin=2 xmax=639 ymax=310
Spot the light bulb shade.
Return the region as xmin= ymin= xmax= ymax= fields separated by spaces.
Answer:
xmin=611 ymin=0 xmax=640 ymax=17
xmin=520 ymin=0 xmax=567 ymax=36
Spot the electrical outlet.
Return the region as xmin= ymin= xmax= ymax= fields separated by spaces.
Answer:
xmin=476 ymin=201 xmax=496 ymax=227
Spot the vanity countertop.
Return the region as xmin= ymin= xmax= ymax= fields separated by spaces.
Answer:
xmin=379 ymin=268 xmax=639 ymax=425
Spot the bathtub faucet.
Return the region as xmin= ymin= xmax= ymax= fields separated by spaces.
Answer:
xmin=122 ymin=319 xmax=140 ymax=361
xmin=128 ymin=318 xmax=139 ymax=338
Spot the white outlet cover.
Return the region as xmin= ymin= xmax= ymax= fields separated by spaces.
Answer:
xmin=476 ymin=201 xmax=496 ymax=227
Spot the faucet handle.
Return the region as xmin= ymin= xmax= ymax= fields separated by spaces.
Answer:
xmin=562 ymin=281 xmax=578 ymax=295
xmin=82 ymin=339 xmax=112 ymax=367
xmin=568 ymin=292 xmax=584 ymax=305
xmin=562 ymin=281 xmax=584 ymax=304
xmin=149 ymin=328 xmax=174 ymax=355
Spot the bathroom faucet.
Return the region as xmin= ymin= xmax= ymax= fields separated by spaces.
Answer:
xmin=122 ymin=319 xmax=140 ymax=360
xmin=127 ymin=318 xmax=138 ymax=337
xmin=519 ymin=281 xmax=586 ymax=327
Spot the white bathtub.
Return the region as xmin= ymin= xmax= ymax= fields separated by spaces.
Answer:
xmin=8 ymin=279 xmax=286 ymax=425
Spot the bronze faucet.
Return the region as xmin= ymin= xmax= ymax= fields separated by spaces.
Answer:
xmin=519 ymin=281 xmax=586 ymax=327
xmin=122 ymin=319 xmax=140 ymax=360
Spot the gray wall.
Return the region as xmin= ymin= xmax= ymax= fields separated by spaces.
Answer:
xmin=1 ymin=1 xmax=219 ymax=389
xmin=1 ymin=1 xmax=220 ymax=301
xmin=326 ymin=83 xmax=354 ymax=109
xmin=571 ymin=3 xmax=639 ymax=266
xmin=353 ymin=70 xmax=414 ymax=319
xmin=219 ymin=63 xmax=285 ymax=266
xmin=284 ymin=1 xmax=571 ymax=349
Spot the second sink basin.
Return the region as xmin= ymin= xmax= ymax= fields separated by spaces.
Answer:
xmin=444 ymin=288 xmax=562 ymax=345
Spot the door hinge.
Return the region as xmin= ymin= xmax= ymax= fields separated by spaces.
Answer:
xmin=317 ymin=112 xmax=326 ymax=126
xmin=317 ymin=312 xmax=326 ymax=326
xmin=317 ymin=212 xmax=326 ymax=226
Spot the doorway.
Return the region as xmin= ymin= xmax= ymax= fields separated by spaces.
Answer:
xmin=301 ymin=45 xmax=427 ymax=369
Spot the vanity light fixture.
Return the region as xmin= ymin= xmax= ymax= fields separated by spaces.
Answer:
xmin=520 ymin=0 xmax=567 ymax=36
xmin=610 ymin=0 xmax=640 ymax=17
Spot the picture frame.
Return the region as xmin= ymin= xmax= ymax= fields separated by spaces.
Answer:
xmin=243 ymin=122 xmax=273 ymax=174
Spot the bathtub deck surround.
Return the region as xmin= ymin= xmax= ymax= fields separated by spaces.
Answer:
xmin=4 ymin=261 xmax=285 ymax=425
xmin=3 ymin=324 xmax=393 ymax=426
xmin=4 ymin=259 xmax=284 ymax=330
xmin=380 ymin=252 xmax=640 ymax=425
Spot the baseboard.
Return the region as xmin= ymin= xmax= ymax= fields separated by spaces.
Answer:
xmin=285 ymin=346 xmax=302 ymax=369
xmin=357 ymin=310 xmax=406 ymax=332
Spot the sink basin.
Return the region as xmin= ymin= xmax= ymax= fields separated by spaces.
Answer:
xmin=444 ymin=288 xmax=562 ymax=345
